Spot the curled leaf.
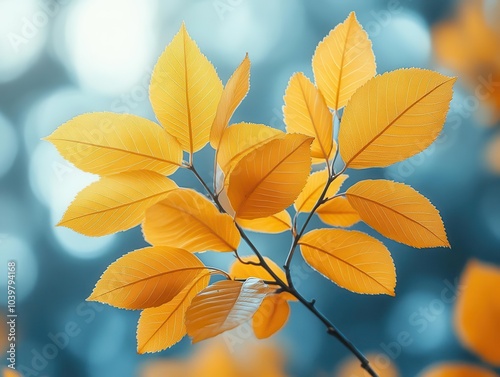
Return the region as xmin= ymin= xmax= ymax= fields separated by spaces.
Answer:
xmin=211 ymin=54 xmax=251 ymax=148
xmin=185 ymin=279 xmax=270 ymax=343
xmin=252 ymin=295 xmax=290 ymax=339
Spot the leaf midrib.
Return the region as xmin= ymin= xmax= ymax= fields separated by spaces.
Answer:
xmin=345 ymin=77 xmax=454 ymax=166
xmin=300 ymin=242 xmax=393 ymax=295
xmin=346 ymin=192 xmax=448 ymax=245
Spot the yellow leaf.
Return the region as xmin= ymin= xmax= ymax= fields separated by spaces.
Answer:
xmin=137 ymin=271 xmax=210 ymax=353
xmin=88 ymin=246 xmax=207 ymax=309
xmin=346 ymin=180 xmax=449 ymax=248
xmin=312 ymin=12 xmax=376 ymax=110
xmin=294 ymin=170 xmax=348 ymax=213
xmin=299 ymin=229 xmax=396 ymax=295
xmin=420 ymin=363 xmax=499 ymax=377
xmin=252 ymin=294 xmax=290 ymax=339
xmin=236 ymin=210 xmax=291 ymax=234
xmin=336 ymin=353 xmax=400 ymax=377
xmin=143 ymin=189 xmax=240 ymax=252
xmin=229 ymin=256 xmax=297 ymax=303
xmin=227 ymin=133 xmax=313 ymax=219
xmin=455 ymin=260 xmax=500 ymax=367
xmin=45 ymin=113 xmax=183 ymax=176
xmin=150 ymin=24 xmax=223 ymax=154
xmin=185 ymin=279 xmax=270 ymax=343
xmin=317 ymin=196 xmax=361 ymax=227
xmin=58 ymin=170 xmax=177 ymax=236
xmin=217 ymin=122 xmax=284 ymax=177
xmin=210 ymin=54 xmax=251 ymax=148
xmin=283 ymin=72 xmax=334 ymax=161
xmin=339 ymin=69 xmax=455 ymax=168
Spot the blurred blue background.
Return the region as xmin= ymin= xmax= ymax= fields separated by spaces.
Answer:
xmin=0 ymin=0 xmax=499 ymax=376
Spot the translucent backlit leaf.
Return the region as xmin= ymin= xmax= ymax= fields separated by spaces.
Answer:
xmin=185 ymin=279 xmax=269 ymax=343
xmin=150 ymin=24 xmax=223 ymax=154
xmin=346 ymin=180 xmax=449 ymax=248
xmin=312 ymin=12 xmax=376 ymax=110
xmin=317 ymin=196 xmax=361 ymax=227
xmin=284 ymin=72 xmax=334 ymax=161
xmin=455 ymin=260 xmax=500 ymax=366
xmin=45 ymin=113 xmax=182 ymax=176
xmin=294 ymin=170 xmax=348 ymax=213
xmin=137 ymin=271 xmax=210 ymax=353
xmin=236 ymin=210 xmax=291 ymax=234
xmin=58 ymin=171 xmax=177 ymax=236
xmin=299 ymin=229 xmax=396 ymax=295
xmin=88 ymin=247 xmax=207 ymax=309
xmin=252 ymin=295 xmax=290 ymax=339
xmin=217 ymin=122 xmax=284 ymax=177
xmin=227 ymin=134 xmax=313 ymax=219
xmin=210 ymin=54 xmax=251 ymax=148
xmin=420 ymin=363 xmax=499 ymax=377
xmin=143 ymin=189 xmax=240 ymax=252
xmin=339 ymin=69 xmax=455 ymax=168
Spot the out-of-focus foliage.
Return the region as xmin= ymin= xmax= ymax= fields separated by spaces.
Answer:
xmin=140 ymin=340 xmax=288 ymax=377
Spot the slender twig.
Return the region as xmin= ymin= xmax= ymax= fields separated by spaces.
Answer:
xmin=187 ymin=162 xmax=379 ymax=377
xmin=233 ymin=251 xmax=261 ymax=266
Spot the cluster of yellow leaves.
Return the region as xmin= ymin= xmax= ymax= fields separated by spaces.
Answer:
xmin=420 ymin=260 xmax=500 ymax=377
xmin=46 ymin=12 xmax=454 ymax=357
xmin=141 ymin=340 xmax=288 ymax=377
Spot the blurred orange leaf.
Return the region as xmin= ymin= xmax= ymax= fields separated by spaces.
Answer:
xmin=346 ymin=180 xmax=449 ymax=248
xmin=299 ymin=229 xmax=396 ymax=295
xmin=455 ymin=260 xmax=500 ymax=366
xmin=284 ymin=72 xmax=334 ymax=161
xmin=336 ymin=353 xmax=399 ymax=377
xmin=186 ymin=279 xmax=270 ymax=343
xmin=137 ymin=271 xmax=210 ymax=353
xmin=143 ymin=189 xmax=240 ymax=252
xmin=227 ymin=134 xmax=313 ymax=219
xmin=317 ymin=196 xmax=361 ymax=227
xmin=58 ymin=170 xmax=177 ymax=236
xmin=252 ymin=294 xmax=290 ymax=339
xmin=420 ymin=363 xmax=499 ymax=377
xmin=211 ymin=54 xmax=251 ymax=148
xmin=88 ymin=246 xmax=207 ymax=309
xmin=150 ymin=24 xmax=223 ymax=154
xmin=339 ymin=69 xmax=455 ymax=168
xmin=313 ymin=12 xmax=376 ymax=110
xmin=45 ymin=112 xmax=183 ymax=176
